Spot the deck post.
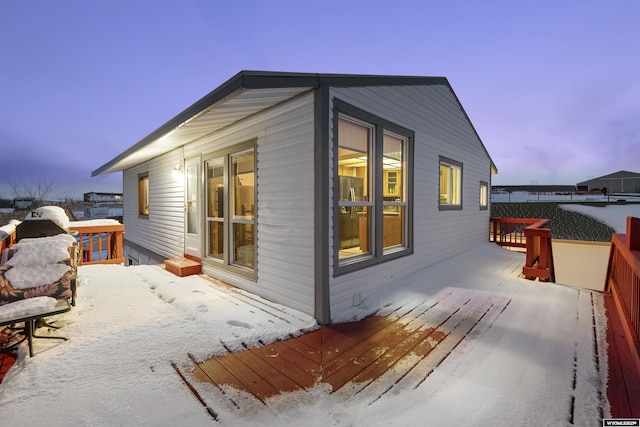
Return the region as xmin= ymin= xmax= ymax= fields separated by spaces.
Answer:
xmin=627 ymin=216 xmax=640 ymax=251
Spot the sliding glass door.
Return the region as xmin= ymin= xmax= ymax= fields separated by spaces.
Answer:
xmin=204 ymin=141 xmax=256 ymax=278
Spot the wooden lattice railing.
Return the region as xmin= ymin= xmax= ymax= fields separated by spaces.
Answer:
xmin=490 ymin=217 xmax=555 ymax=282
xmin=605 ymin=216 xmax=640 ymax=374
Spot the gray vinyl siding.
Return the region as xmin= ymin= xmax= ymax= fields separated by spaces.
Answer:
xmin=122 ymin=93 xmax=315 ymax=315
xmin=185 ymin=92 xmax=315 ymax=315
xmin=328 ymin=85 xmax=492 ymax=318
xmin=122 ymin=148 xmax=185 ymax=262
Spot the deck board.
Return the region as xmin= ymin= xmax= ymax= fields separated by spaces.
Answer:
xmin=280 ymin=336 xmax=321 ymax=365
xmin=233 ymin=349 xmax=302 ymax=394
xmin=249 ymin=345 xmax=318 ymax=389
xmin=257 ymin=341 xmax=321 ymax=377
xmin=196 ymin=357 xmax=246 ymax=393
xmin=192 ymin=289 xmax=512 ymax=407
xmin=214 ymin=352 xmax=279 ymax=403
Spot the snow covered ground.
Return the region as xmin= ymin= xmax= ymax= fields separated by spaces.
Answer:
xmin=492 ymin=191 xmax=640 ymax=204
xmin=3 ymin=202 xmax=639 ymax=426
xmin=551 ymin=203 xmax=640 ymax=291
xmin=0 ymin=243 xmax=610 ymax=426
xmin=559 ymin=203 xmax=640 ymax=233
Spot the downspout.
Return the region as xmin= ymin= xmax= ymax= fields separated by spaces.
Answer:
xmin=314 ymin=85 xmax=331 ymax=324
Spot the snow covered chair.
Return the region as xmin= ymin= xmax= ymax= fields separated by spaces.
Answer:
xmin=0 ymin=233 xmax=78 ymax=306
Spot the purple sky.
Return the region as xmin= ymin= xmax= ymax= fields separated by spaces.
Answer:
xmin=1 ymin=1 xmax=639 ymax=200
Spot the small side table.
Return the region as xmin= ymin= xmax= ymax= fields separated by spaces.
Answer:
xmin=0 ymin=298 xmax=71 ymax=357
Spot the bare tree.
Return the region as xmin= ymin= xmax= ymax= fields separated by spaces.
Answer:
xmin=56 ymin=188 xmax=82 ymax=220
xmin=7 ymin=179 xmax=56 ymax=208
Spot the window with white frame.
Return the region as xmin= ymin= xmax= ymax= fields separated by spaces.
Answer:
xmin=479 ymin=181 xmax=489 ymax=210
xmin=439 ymin=157 xmax=462 ymax=210
xmin=334 ymin=99 xmax=413 ymax=275
xmin=204 ymin=140 xmax=256 ymax=278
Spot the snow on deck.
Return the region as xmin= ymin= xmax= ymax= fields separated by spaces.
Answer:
xmin=0 ymin=243 xmax=610 ymax=426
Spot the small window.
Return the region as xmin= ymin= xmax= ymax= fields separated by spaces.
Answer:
xmin=439 ymin=157 xmax=462 ymax=210
xmin=138 ymin=174 xmax=149 ymax=216
xmin=479 ymin=181 xmax=488 ymax=210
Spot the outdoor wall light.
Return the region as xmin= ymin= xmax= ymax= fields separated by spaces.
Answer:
xmin=172 ymin=165 xmax=183 ymax=178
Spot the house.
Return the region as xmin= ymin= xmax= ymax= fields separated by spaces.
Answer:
xmin=82 ymin=192 xmax=123 ymax=220
xmin=93 ymin=71 xmax=497 ymax=324
xmin=577 ymin=170 xmax=640 ymax=194
xmin=83 ymin=192 xmax=123 ymax=204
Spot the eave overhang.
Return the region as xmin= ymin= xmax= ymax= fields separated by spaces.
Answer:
xmin=92 ymin=71 xmax=497 ymax=176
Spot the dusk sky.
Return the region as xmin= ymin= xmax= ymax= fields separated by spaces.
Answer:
xmin=1 ymin=0 xmax=639 ymax=200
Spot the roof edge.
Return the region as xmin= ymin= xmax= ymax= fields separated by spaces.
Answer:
xmin=442 ymin=80 xmax=498 ymax=176
xmin=92 ymin=71 xmax=451 ymax=176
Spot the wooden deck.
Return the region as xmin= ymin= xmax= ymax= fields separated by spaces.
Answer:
xmin=190 ymin=289 xmax=512 ymax=407
xmin=604 ymin=293 xmax=640 ymax=418
xmin=0 ymin=350 xmax=17 ymax=384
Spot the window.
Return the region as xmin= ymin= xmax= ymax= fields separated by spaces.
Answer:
xmin=138 ymin=173 xmax=149 ymax=216
xmin=334 ymin=99 xmax=413 ymax=274
xmin=479 ymin=181 xmax=488 ymax=210
xmin=439 ymin=157 xmax=462 ymax=210
xmin=204 ymin=141 xmax=256 ymax=278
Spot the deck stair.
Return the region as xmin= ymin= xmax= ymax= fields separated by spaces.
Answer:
xmin=165 ymin=257 xmax=202 ymax=277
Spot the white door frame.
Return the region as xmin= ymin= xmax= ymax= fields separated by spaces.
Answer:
xmin=184 ymin=157 xmax=201 ymax=258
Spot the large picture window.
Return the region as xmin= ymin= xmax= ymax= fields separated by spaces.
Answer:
xmin=334 ymin=99 xmax=413 ymax=274
xmin=439 ymin=157 xmax=462 ymax=210
xmin=204 ymin=141 xmax=256 ymax=278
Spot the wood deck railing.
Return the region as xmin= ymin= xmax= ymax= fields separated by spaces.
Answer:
xmin=0 ymin=227 xmax=17 ymax=253
xmin=69 ymin=223 xmax=125 ymax=265
xmin=605 ymin=216 xmax=640 ymax=375
xmin=490 ymin=217 xmax=555 ymax=282
xmin=1 ymin=222 xmax=124 ymax=265
xmin=490 ymin=217 xmax=537 ymax=248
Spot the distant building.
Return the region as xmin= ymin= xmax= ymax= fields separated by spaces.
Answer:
xmin=83 ymin=192 xmax=123 ymax=220
xmin=83 ymin=192 xmax=123 ymax=204
xmin=576 ymin=170 xmax=640 ymax=194
xmin=13 ymin=197 xmax=35 ymax=209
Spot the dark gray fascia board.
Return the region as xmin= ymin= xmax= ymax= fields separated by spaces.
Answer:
xmin=241 ymin=70 xmax=448 ymax=89
xmin=92 ymin=71 xmax=449 ymax=176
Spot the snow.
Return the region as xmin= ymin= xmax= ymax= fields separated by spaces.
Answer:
xmin=0 ymin=243 xmax=612 ymax=426
xmin=24 ymin=206 xmax=70 ymax=230
xmin=69 ymin=219 xmax=121 ymax=227
xmin=0 ymin=221 xmax=18 ymax=240
xmin=559 ymin=203 xmax=640 ymax=233
xmin=3 ymin=202 xmax=639 ymax=425
xmin=491 ymin=191 xmax=640 ymax=204
xmin=0 ymin=296 xmax=57 ymax=322
xmin=551 ymin=202 xmax=640 ymax=292
xmin=491 ymin=191 xmax=613 ymax=203
xmin=4 ymin=264 xmax=70 ymax=290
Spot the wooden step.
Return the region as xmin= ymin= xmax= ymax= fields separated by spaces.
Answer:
xmin=164 ymin=258 xmax=201 ymax=277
